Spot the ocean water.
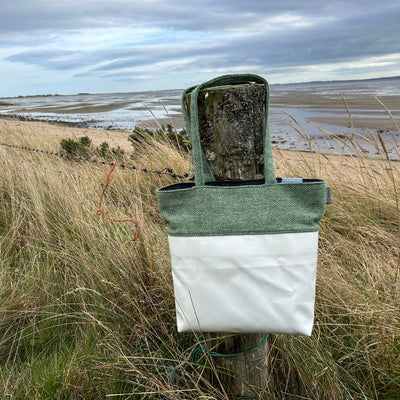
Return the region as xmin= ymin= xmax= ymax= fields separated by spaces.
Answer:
xmin=1 ymin=77 xmax=399 ymax=157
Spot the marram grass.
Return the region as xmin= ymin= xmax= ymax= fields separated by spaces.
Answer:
xmin=0 ymin=116 xmax=399 ymax=399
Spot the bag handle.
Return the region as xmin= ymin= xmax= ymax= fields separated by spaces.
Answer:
xmin=182 ymin=74 xmax=276 ymax=186
xmin=181 ymin=84 xmax=216 ymax=184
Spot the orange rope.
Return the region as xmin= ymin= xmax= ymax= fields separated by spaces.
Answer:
xmin=97 ymin=162 xmax=139 ymax=244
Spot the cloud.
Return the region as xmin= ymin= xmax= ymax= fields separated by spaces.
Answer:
xmin=1 ymin=0 xmax=399 ymax=95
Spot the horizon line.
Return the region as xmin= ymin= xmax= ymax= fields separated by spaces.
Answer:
xmin=2 ymin=74 xmax=399 ymax=99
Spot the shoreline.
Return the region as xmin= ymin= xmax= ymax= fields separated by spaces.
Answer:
xmin=1 ymin=79 xmax=399 ymax=136
xmin=2 ymin=75 xmax=400 ymax=160
xmin=1 ymin=115 xmax=399 ymax=163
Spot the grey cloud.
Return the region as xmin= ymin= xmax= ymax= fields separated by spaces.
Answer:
xmin=2 ymin=0 xmax=398 ymax=34
xmin=6 ymin=49 xmax=86 ymax=70
xmin=2 ymin=0 xmax=399 ymax=88
xmin=211 ymin=7 xmax=400 ymax=68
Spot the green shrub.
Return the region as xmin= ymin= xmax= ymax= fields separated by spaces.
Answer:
xmin=60 ymin=138 xmax=82 ymax=156
xmin=60 ymin=136 xmax=93 ymax=158
xmin=111 ymin=146 xmax=125 ymax=162
xmin=129 ymin=125 xmax=190 ymax=151
xmin=78 ymin=136 xmax=92 ymax=147
xmin=97 ymin=141 xmax=110 ymax=158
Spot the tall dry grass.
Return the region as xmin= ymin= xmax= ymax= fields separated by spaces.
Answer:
xmin=0 ymin=115 xmax=399 ymax=399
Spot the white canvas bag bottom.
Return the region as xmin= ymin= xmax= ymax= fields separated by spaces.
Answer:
xmin=168 ymin=231 xmax=319 ymax=335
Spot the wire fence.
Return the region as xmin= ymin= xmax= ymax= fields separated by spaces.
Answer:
xmin=0 ymin=142 xmax=192 ymax=180
xmin=0 ymin=140 xmax=179 ymax=244
xmin=11 ymin=157 xmax=158 ymax=199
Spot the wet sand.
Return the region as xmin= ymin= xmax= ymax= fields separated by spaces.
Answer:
xmin=270 ymin=92 xmax=400 ymax=132
xmin=1 ymin=80 xmax=399 ymax=159
xmin=136 ymin=94 xmax=400 ymax=135
xmin=6 ymin=99 xmax=398 ymax=132
xmin=22 ymin=101 xmax=133 ymax=115
xmin=2 ymin=80 xmax=399 ymax=135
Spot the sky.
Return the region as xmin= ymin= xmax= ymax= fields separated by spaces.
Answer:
xmin=1 ymin=0 xmax=400 ymax=97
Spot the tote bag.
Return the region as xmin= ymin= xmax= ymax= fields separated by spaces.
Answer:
xmin=157 ymin=74 xmax=327 ymax=335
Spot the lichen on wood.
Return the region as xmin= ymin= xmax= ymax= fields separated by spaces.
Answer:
xmin=191 ymin=83 xmax=265 ymax=180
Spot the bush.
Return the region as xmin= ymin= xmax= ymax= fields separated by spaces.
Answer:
xmin=166 ymin=126 xmax=190 ymax=151
xmin=129 ymin=124 xmax=190 ymax=151
xmin=79 ymin=136 xmax=92 ymax=147
xmin=111 ymin=146 xmax=125 ymax=162
xmin=60 ymin=136 xmax=93 ymax=158
xmin=97 ymin=141 xmax=110 ymax=158
xmin=95 ymin=142 xmax=125 ymax=162
xmin=60 ymin=138 xmax=83 ymax=156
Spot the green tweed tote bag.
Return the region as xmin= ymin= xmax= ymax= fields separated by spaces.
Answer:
xmin=157 ymin=74 xmax=327 ymax=335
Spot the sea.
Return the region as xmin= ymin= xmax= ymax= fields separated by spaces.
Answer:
xmin=1 ymin=76 xmax=399 ymax=158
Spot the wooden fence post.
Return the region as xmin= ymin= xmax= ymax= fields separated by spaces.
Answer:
xmin=187 ymin=82 xmax=269 ymax=399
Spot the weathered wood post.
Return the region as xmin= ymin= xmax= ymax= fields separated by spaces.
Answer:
xmin=187 ymin=82 xmax=269 ymax=398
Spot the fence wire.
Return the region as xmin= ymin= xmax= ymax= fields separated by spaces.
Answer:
xmin=0 ymin=143 xmax=175 ymax=245
xmin=10 ymin=157 xmax=158 ymax=199
xmin=0 ymin=142 xmax=192 ymax=180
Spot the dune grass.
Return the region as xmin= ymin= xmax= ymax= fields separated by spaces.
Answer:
xmin=0 ymin=116 xmax=399 ymax=399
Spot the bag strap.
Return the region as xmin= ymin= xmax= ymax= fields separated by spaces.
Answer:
xmin=181 ymin=85 xmax=215 ymax=183
xmin=183 ymin=74 xmax=276 ymax=186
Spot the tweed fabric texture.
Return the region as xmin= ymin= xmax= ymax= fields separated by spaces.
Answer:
xmin=157 ymin=73 xmax=326 ymax=237
xmin=158 ymin=180 xmax=326 ymax=236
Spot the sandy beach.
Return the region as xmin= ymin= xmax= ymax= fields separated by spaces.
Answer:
xmin=1 ymin=79 xmax=399 ymax=134
xmin=272 ymin=92 xmax=400 ymax=131
xmin=1 ymin=78 xmax=399 ymax=159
